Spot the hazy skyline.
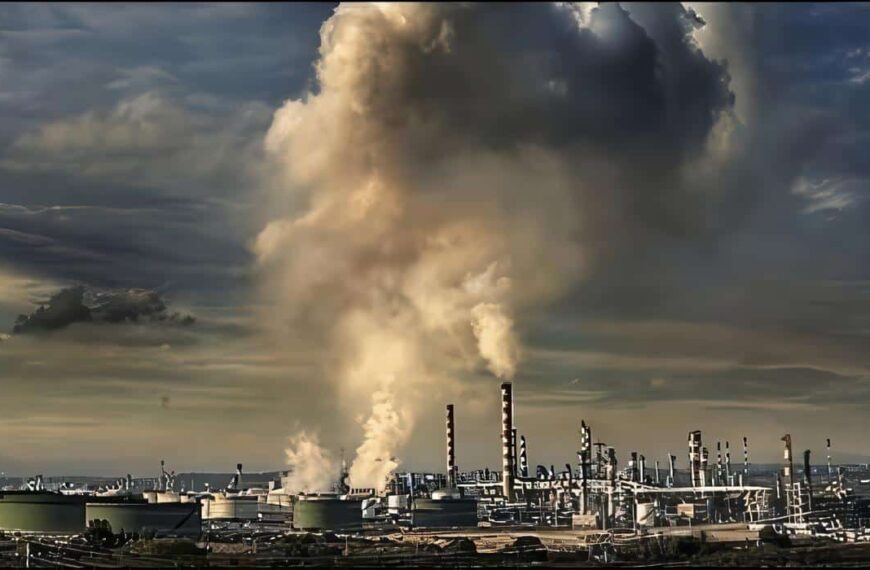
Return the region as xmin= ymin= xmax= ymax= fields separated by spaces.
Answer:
xmin=1 ymin=3 xmax=869 ymax=479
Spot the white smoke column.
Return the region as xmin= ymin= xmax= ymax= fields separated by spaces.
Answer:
xmin=348 ymin=390 xmax=405 ymax=490
xmin=257 ymin=3 xmax=736 ymax=489
xmin=471 ymin=302 xmax=518 ymax=379
xmin=284 ymin=431 xmax=338 ymax=494
xmin=257 ymin=3 xmax=543 ymax=491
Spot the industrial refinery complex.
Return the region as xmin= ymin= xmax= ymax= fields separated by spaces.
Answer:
xmin=2 ymin=381 xmax=870 ymax=567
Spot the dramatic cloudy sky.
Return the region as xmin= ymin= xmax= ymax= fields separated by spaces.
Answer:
xmin=1 ymin=2 xmax=869 ymax=479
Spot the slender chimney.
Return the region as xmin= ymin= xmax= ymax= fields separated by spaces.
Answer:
xmin=725 ymin=441 xmax=732 ymax=484
xmin=803 ymin=449 xmax=813 ymax=512
xmin=638 ymin=454 xmax=646 ymax=484
xmin=701 ymin=447 xmax=709 ymax=487
xmin=236 ymin=463 xmax=243 ymax=490
xmin=654 ymin=460 xmax=661 ymax=486
xmin=689 ymin=431 xmax=703 ymax=488
xmin=782 ymin=434 xmax=794 ymax=486
xmin=519 ymin=435 xmax=529 ymax=478
xmin=446 ymin=404 xmax=456 ymax=488
xmin=781 ymin=435 xmax=794 ymax=522
xmin=743 ymin=437 xmax=750 ymax=476
xmin=826 ymin=438 xmax=833 ymax=482
xmin=578 ymin=421 xmax=591 ymax=514
xmin=630 ymin=452 xmax=638 ymax=482
xmin=500 ymin=382 xmax=515 ymax=501
xmin=716 ymin=441 xmax=723 ymax=486
xmin=511 ymin=428 xmax=518 ymax=476
xmin=667 ymin=453 xmax=676 ymax=488
xmin=579 ymin=420 xmax=592 ymax=476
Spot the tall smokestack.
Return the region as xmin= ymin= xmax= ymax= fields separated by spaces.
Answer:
xmin=781 ymin=435 xmax=794 ymax=522
xmin=782 ymin=434 xmax=794 ymax=486
xmin=725 ymin=441 xmax=731 ymax=484
xmin=716 ymin=441 xmax=723 ymax=486
xmin=743 ymin=437 xmax=750 ymax=476
xmin=579 ymin=421 xmax=592 ymax=472
xmin=803 ymin=449 xmax=813 ymax=512
xmin=519 ymin=435 xmax=529 ymax=478
xmin=826 ymin=438 xmax=832 ymax=481
xmin=701 ymin=447 xmax=709 ymax=487
xmin=511 ymin=428 xmax=518 ymax=475
xmin=446 ymin=404 xmax=456 ymax=488
xmin=688 ymin=431 xmax=703 ymax=488
xmin=667 ymin=453 xmax=675 ymax=488
xmin=500 ymin=382 xmax=515 ymax=501
xmin=654 ymin=460 xmax=661 ymax=486
xmin=578 ymin=421 xmax=591 ymax=514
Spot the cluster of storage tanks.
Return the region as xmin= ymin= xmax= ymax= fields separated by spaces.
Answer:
xmin=0 ymin=490 xmax=478 ymax=535
xmin=0 ymin=395 xmax=484 ymax=536
xmin=290 ymin=493 xmax=479 ymax=531
xmin=0 ymin=490 xmax=201 ymax=536
xmin=289 ymin=402 xmax=479 ymax=532
xmin=0 ymin=465 xmax=291 ymax=535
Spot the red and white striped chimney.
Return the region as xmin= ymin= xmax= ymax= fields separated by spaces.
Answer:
xmin=446 ymin=404 xmax=457 ymax=488
xmin=500 ymin=382 xmax=515 ymax=501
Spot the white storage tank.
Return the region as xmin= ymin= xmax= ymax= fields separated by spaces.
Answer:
xmin=201 ymin=493 xmax=259 ymax=521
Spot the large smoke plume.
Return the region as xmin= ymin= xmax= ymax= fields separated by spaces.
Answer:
xmin=257 ymin=3 xmax=736 ymax=490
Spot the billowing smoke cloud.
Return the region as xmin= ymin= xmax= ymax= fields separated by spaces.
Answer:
xmin=283 ymin=431 xmax=339 ymax=494
xmin=257 ymin=3 xmax=735 ymax=489
xmin=12 ymin=285 xmax=194 ymax=334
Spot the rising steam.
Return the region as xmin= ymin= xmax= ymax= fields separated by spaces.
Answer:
xmin=348 ymin=390 xmax=405 ymax=490
xmin=283 ymin=431 xmax=338 ymax=494
xmin=471 ymin=302 xmax=518 ymax=379
xmin=258 ymin=3 xmax=735 ymax=490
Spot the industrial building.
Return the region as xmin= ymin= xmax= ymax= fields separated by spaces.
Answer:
xmin=1 ymin=381 xmax=870 ymax=557
xmin=441 ymin=382 xmax=870 ymax=541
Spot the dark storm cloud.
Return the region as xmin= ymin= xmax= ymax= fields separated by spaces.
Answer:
xmin=12 ymin=285 xmax=194 ymax=334
xmin=539 ymin=2 xmax=870 ymax=329
xmin=0 ymin=2 xmax=335 ymax=303
xmin=0 ymin=185 xmax=251 ymax=300
xmin=394 ymin=3 xmax=731 ymax=152
xmin=12 ymin=286 xmax=90 ymax=335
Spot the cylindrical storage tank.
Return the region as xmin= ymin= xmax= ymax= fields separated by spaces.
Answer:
xmin=86 ymin=501 xmax=201 ymax=537
xmin=259 ymin=494 xmax=293 ymax=523
xmin=201 ymin=494 xmax=259 ymax=521
xmin=291 ymin=497 xmax=363 ymax=531
xmin=155 ymin=491 xmax=180 ymax=504
xmin=412 ymin=498 xmax=478 ymax=529
xmin=0 ymin=492 xmax=86 ymax=533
